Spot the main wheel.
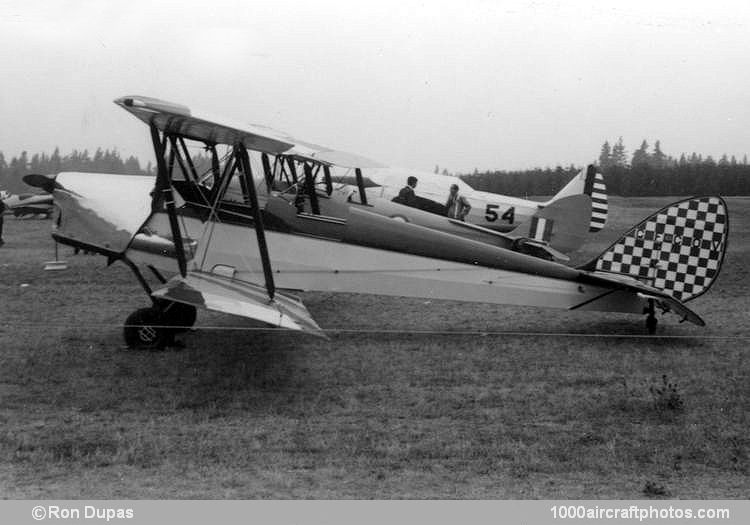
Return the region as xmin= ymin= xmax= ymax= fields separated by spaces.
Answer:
xmin=123 ymin=307 xmax=168 ymax=349
xmin=646 ymin=314 xmax=658 ymax=335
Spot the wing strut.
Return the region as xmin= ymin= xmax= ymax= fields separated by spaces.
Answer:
xmin=355 ymin=167 xmax=368 ymax=205
xmin=303 ymin=162 xmax=321 ymax=215
xmin=261 ymin=153 xmax=274 ymax=190
xmin=150 ymin=124 xmax=188 ymax=277
xmin=286 ymin=156 xmax=299 ymax=184
xmin=209 ymin=144 xmax=221 ymax=187
xmin=235 ymin=143 xmax=276 ymax=300
xmin=168 ymin=135 xmax=191 ymax=182
xmin=177 ymin=136 xmax=199 ymax=182
xmin=323 ymin=165 xmax=333 ymax=195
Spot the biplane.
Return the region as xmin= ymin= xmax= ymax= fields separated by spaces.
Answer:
xmin=25 ymin=96 xmax=728 ymax=348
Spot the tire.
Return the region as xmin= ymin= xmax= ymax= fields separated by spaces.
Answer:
xmin=123 ymin=307 xmax=167 ymax=349
xmin=646 ymin=315 xmax=658 ymax=335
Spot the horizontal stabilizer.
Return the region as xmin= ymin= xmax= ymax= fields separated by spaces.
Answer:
xmin=152 ymin=271 xmax=326 ymax=337
xmin=583 ymin=196 xmax=729 ymax=302
xmin=636 ymin=292 xmax=704 ymax=326
xmin=579 ymin=271 xmax=706 ymax=325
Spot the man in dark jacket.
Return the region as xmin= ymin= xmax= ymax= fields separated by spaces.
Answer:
xmin=394 ymin=176 xmax=418 ymax=207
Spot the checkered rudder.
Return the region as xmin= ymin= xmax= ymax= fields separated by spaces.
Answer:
xmin=594 ymin=196 xmax=728 ymax=302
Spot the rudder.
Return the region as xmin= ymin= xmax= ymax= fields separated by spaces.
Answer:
xmin=583 ymin=165 xmax=608 ymax=232
xmin=585 ymin=196 xmax=728 ymax=302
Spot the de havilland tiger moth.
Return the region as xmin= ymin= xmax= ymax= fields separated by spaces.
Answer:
xmin=24 ymin=96 xmax=729 ymax=348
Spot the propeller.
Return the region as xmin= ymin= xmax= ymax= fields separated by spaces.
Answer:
xmin=22 ymin=173 xmax=61 ymax=193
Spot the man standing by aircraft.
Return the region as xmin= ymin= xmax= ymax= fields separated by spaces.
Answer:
xmin=395 ymin=176 xmax=418 ymax=207
xmin=445 ymin=183 xmax=471 ymax=221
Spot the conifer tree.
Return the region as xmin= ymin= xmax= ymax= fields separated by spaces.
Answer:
xmin=610 ymin=137 xmax=627 ymax=167
xmin=598 ymin=141 xmax=611 ymax=169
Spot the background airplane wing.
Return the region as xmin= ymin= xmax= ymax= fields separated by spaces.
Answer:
xmin=115 ymin=95 xmax=386 ymax=168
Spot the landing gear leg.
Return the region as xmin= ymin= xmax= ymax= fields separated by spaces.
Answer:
xmin=645 ymin=299 xmax=658 ymax=335
xmin=159 ymin=300 xmax=197 ymax=334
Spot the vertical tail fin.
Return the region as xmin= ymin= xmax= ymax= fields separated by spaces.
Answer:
xmin=548 ymin=164 xmax=608 ymax=233
xmin=584 ymin=196 xmax=729 ymax=302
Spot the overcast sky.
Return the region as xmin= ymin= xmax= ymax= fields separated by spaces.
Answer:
xmin=1 ymin=0 xmax=749 ymax=172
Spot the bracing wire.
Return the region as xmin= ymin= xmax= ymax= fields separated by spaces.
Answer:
xmin=5 ymin=321 xmax=750 ymax=340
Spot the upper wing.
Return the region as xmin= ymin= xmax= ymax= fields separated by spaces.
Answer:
xmin=114 ymin=95 xmax=386 ymax=169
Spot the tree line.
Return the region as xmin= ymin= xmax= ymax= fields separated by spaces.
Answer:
xmin=3 ymin=142 xmax=750 ymax=198
xmin=461 ymin=139 xmax=750 ymax=197
xmin=0 ymin=148 xmax=148 ymax=194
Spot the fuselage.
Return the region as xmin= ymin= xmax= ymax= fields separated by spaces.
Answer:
xmin=2 ymin=192 xmax=54 ymax=217
xmin=47 ymin=171 xmax=647 ymax=317
xmin=333 ymin=167 xmax=543 ymax=232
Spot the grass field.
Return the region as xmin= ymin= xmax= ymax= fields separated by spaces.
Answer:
xmin=1 ymin=196 xmax=748 ymax=499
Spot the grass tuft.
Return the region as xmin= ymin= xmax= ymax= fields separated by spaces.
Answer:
xmin=649 ymin=375 xmax=684 ymax=413
xmin=643 ymin=480 xmax=670 ymax=498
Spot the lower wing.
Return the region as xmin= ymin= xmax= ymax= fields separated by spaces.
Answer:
xmin=151 ymin=270 xmax=326 ymax=337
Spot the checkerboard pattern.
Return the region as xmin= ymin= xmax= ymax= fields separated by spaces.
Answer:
xmin=595 ymin=197 xmax=728 ymax=301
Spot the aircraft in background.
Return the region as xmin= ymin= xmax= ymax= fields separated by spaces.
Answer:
xmin=25 ymin=96 xmax=728 ymax=348
xmin=329 ymin=165 xmax=603 ymax=260
xmin=335 ymin=164 xmax=608 ymax=236
xmin=1 ymin=190 xmax=54 ymax=218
